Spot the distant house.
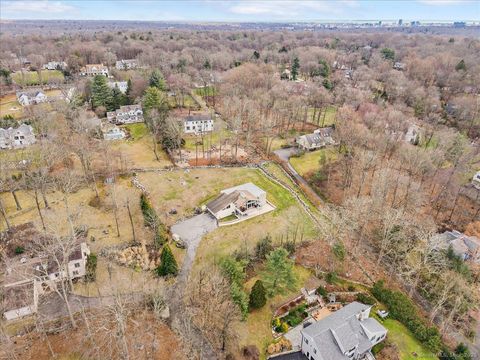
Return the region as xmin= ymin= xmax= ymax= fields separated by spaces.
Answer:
xmin=107 ymin=104 xmax=143 ymax=124
xmin=102 ymin=123 xmax=126 ymax=140
xmin=108 ymin=81 xmax=128 ymax=94
xmin=16 ymin=90 xmax=48 ymax=106
xmin=183 ymin=113 xmax=214 ymax=134
xmin=0 ymin=124 xmax=36 ymax=150
xmin=115 ymin=59 xmax=138 ymax=70
xmin=405 ymin=124 xmax=420 ymax=145
xmin=472 ymin=171 xmax=480 ymax=190
xmin=80 ymin=64 xmax=109 ymax=77
xmin=206 ymin=183 xmax=267 ymax=220
xmin=301 ymin=302 xmax=387 ymax=360
xmin=2 ymin=240 xmax=90 ymax=320
xmin=393 ymin=62 xmax=406 ymax=71
xmin=435 ymin=230 xmax=480 ymax=263
xmin=42 ymin=61 xmax=67 ymax=70
xmin=297 ymin=127 xmax=335 ymax=151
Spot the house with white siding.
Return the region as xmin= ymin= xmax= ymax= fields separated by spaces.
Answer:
xmin=80 ymin=64 xmax=109 ymax=77
xmin=108 ymin=81 xmax=128 ymax=94
xmin=115 ymin=59 xmax=138 ymax=70
xmin=16 ymin=90 xmax=48 ymax=106
xmin=107 ymin=104 xmax=143 ymax=124
xmin=0 ymin=124 xmax=36 ymax=150
xmin=183 ymin=113 xmax=214 ymax=134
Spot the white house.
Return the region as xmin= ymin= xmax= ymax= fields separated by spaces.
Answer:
xmin=184 ymin=114 xmax=214 ymax=134
xmin=0 ymin=124 xmax=36 ymax=150
xmin=472 ymin=171 xmax=480 ymax=190
xmin=80 ymin=64 xmax=109 ymax=77
xmin=297 ymin=127 xmax=335 ymax=151
xmin=42 ymin=61 xmax=67 ymax=70
xmin=102 ymin=123 xmax=126 ymax=140
xmin=16 ymin=90 xmax=48 ymax=106
xmin=301 ymin=302 xmax=387 ymax=360
xmin=393 ymin=62 xmax=406 ymax=71
xmin=107 ymin=104 xmax=143 ymax=124
xmin=206 ymin=183 xmax=267 ymax=220
xmin=108 ymin=81 xmax=128 ymax=94
xmin=115 ymin=59 xmax=138 ymax=70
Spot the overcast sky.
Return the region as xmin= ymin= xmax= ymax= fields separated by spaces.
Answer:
xmin=1 ymin=0 xmax=478 ymax=22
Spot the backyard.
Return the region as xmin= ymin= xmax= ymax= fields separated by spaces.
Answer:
xmin=307 ymin=106 xmax=337 ymax=127
xmin=290 ymin=148 xmax=338 ymax=177
xmin=12 ymin=70 xmax=65 ymax=86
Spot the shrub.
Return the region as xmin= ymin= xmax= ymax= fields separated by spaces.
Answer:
xmin=255 ymin=235 xmax=274 ymax=260
xmin=347 ymin=284 xmax=355 ymax=292
xmin=372 ymin=342 xmax=385 ymax=355
xmin=316 ymin=285 xmax=327 ymax=297
xmin=156 ymin=245 xmax=178 ymax=277
xmin=325 ymin=271 xmax=338 ymax=284
xmin=249 ymin=280 xmax=267 ymax=310
xmin=14 ymin=246 xmax=25 ymax=254
xmin=140 ymin=193 xmax=158 ymax=227
xmin=85 ymin=253 xmax=97 ymax=282
xmin=279 ymin=322 xmax=288 ymax=333
xmin=356 ymin=293 xmax=376 ymax=305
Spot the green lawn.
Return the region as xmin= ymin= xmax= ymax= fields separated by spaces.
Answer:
xmin=193 ymin=86 xmax=217 ymax=97
xmin=123 ymin=122 xmax=148 ymax=140
xmin=307 ymin=106 xmax=337 ymax=127
xmin=12 ymin=70 xmax=64 ymax=86
xmin=374 ymin=315 xmax=436 ymax=360
xmin=290 ymin=148 xmax=338 ymax=177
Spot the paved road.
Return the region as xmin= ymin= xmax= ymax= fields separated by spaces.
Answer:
xmin=274 ymin=147 xmax=324 ymax=205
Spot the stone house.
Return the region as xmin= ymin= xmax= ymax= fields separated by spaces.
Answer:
xmin=297 ymin=127 xmax=335 ymax=151
xmin=0 ymin=124 xmax=36 ymax=150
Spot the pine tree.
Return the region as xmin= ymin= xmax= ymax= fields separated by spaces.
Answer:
xmin=91 ymin=75 xmax=113 ymax=110
xmin=455 ymin=59 xmax=466 ymax=71
xmin=149 ymin=69 xmax=166 ymax=90
xmin=261 ymin=248 xmax=297 ymax=297
xmin=156 ymin=245 xmax=178 ymax=277
xmin=125 ymin=78 xmax=133 ymax=104
xmin=249 ymin=280 xmax=266 ymax=310
xmin=291 ymin=57 xmax=300 ymax=80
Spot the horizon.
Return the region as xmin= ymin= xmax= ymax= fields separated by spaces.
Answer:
xmin=1 ymin=0 xmax=479 ymax=22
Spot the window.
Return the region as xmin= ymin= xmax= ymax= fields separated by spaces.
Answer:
xmin=314 ymin=349 xmax=317 ymax=354
xmin=73 ymin=270 xmax=79 ymax=276
xmin=74 ymin=262 xmax=80 ymax=268
xmin=305 ymin=338 xmax=308 ymax=344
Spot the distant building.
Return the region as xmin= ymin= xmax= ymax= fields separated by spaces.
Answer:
xmin=102 ymin=123 xmax=126 ymax=140
xmin=435 ymin=230 xmax=480 ymax=263
xmin=16 ymin=89 xmax=48 ymax=106
xmin=393 ymin=62 xmax=406 ymax=71
xmin=405 ymin=124 xmax=420 ymax=145
xmin=472 ymin=171 xmax=480 ymax=190
xmin=183 ymin=113 xmax=214 ymax=134
xmin=301 ymin=302 xmax=387 ymax=360
xmin=108 ymin=81 xmax=128 ymax=94
xmin=115 ymin=59 xmax=138 ymax=70
xmin=454 ymin=22 xmax=466 ymax=28
xmin=297 ymin=127 xmax=335 ymax=151
xmin=0 ymin=124 xmax=36 ymax=150
xmin=42 ymin=61 xmax=67 ymax=70
xmin=80 ymin=64 xmax=109 ymax=77
xmin=107 ymin=104 xmax=143 ymax=124
xmin=398 ymin=19 xmax=403 ymax=26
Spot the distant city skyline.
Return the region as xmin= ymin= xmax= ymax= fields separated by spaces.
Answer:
xmin=1 ymin=0 xmax=479 ymax=22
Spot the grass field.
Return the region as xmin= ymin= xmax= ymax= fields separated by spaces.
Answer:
xmin=12 ymin=70 xmax=64 ymax=86
xmin=290 ymin=148 xmax=338 ymax=177
xmin=167 ymin=94 xmax=199 ymax=109
xmin=307 ymin=106 xmax=337 ymax=127
xmin=193 ymin=86 xmax=217 ymax=97
xmin=123 ymin=122 xmax=149 ymax=140
xmin=0 ymin=93 xmax=23 ymax=119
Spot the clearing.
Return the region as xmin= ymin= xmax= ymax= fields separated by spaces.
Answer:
xmin=289 ymin=148 xmax=338 ymax=177
xmin=11 ymin=70 xmax=64 ymax=86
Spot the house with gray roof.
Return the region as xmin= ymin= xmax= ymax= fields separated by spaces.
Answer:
xmin=0 ymin=124 xmax=36 ymax=150
xmin=301 ymin=302 xmax=387 ymax=360
xmin=107 ymin=104 xmax=143 ymax=124
xmin=435 ymin=230 xmax=480 ymax=263
xmin=16 ymin=89 xmax=48 ymax=106
xmin=206 ymin=183 xmax=267 ymax=220
xmin=297 ymin=127 xmax=335 ymax=151
xmin=183 ymin=113 xmax=214 ymax=134
xmin=472 ymin=171 xmax=480 ymax=190
xmin=116 ymin=59 xmax=138 ymax=70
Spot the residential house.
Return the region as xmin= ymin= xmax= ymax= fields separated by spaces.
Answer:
xmin=108 ymin=81 xmax=128 ymax=94
xmin=183 ymin=113 xmax=214 ymax=134
xmin=0 ymin=124 xmax=36 ymax=150
xmin=393 ymin=62 xmax=406 ymax=71
xmin=472 ymin=171 xmax=480 ymax=190
xmin=2 ymin=240 xmax=90 ymax=320
xmin=297 ymin=127 xmax=335 ymax=151
xmin=107 ymin=104 xmax=143 ymax=124
xmin=301 ymin=302 xmax=387 ymax=360
xmin=206 ymin=183 xmax=267 ymax=220
xmin=16 ymin=90 xmax=48 ymax=106
xmin=115 ymin=59 xmax=138 ymax=70
xmin=102 ymin=123 xmax=126 ymax=140
xmin=80 ymin=64 xmax=109 ymax=77
xmin=435 ymin=230 xmax=480 ymax=263
xmin=42 ymin=61 xmax=67 ymax=70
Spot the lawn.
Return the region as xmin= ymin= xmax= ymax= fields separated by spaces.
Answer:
xmin=122 ymin=122 xmax=148 ymax=140
xmin=167 ymin=94 xmax=200 ymax=109
xmin=290 ymin=148 xmax=338 ymax=177
xmin=238 ymin=266 xmax=314 ymax=358
xmin=307 ymin=106 xmax=337 ymax=127
xmin=193 ymin=86 xmax=217 ymax=97
xmin=0 ymin=93 xmax=23 ymax=119
xmin=375 ymin=316 xmax=436 ymax=360
xmin=12 ymin=70 xmax=64 ymax=86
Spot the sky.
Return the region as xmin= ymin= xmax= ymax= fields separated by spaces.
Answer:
xmin=0 ymin=0 xmax=478 ymax=22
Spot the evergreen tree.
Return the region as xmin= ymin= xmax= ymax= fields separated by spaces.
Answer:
xmin=291 ymin=57 xmax=300 ymax=80
xmin=380 ymin=47 xmax=395 ymax=60
xmin=156 ymin=245 xmax=178 ymax=276
xmin=249 ymin=280 xmax=266 ymax=310
xmin=149 ymin=69 xmax=166 ymax=90
xmin=125 ymin=78 xmax=133 ymax=105
xmin=253 ymin=50 xmax=260 ymax=59
xmin=110 ymin=86 xmax=123 ymax=110
xmin=455 ymin=59 xmax=466 ymax=71
xmin=261 ymin=248 xmax=297 ymax=297
xmin=91 ymin=75 xmax=113 ymax=110
xmin=203 ymin=59 xmax=211 ymax=69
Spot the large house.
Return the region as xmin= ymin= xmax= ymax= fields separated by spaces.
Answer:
xmin=472 ymin=171 xmax=480 ymax=190
xmin=80 ymin=64 xmax=109 ymax=77
xmin=183 ymin=113 xmax=214 ymax=134
xmin=301 ymin=302 xmax=387 ymax=360
xmin=43 ymin=61 xmax=67 ymax=70
xmin=297 ymin=128 xmax=335 ymax=151
xmin=115 ymin=59 xmax=138 ymax=70
xmin=107 ymin=104 xmax=144 ymax=124
xmin=2 ymin=240 xmax=90 ymax=320
xmin=108 ymin=81 xmax=128 ymax=94
xmin=435 ymin=230 xmax=480 ymax=263
xmin=206 ymin=183 xmax=267 ymax=220
xmin=16 ymin=90 xmax=48 ymax=106
xmin=0 ymin=124 xmax=36 ymax=150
